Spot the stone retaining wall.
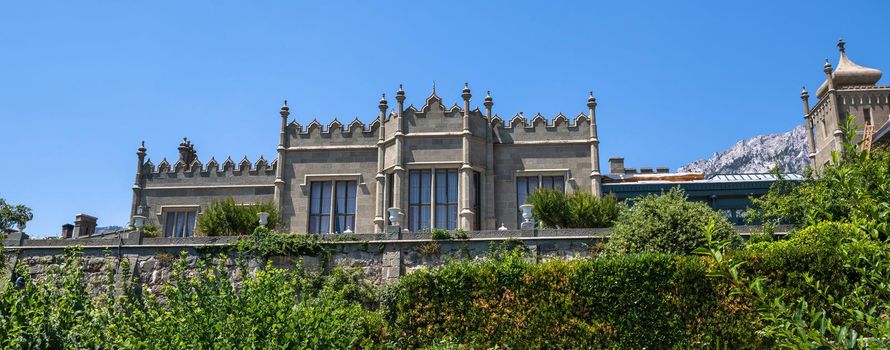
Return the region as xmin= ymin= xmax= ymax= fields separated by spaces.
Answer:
xmin=2 ymin=227 xmax=783 ymax=294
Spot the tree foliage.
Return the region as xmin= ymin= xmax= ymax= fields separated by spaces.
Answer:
xmin=526 ymin=189 xmax=621 ymax=228
xmin=748 ymin=117 xmax=890 ymax=239
xmin=0 ymin=197 xmax=33 ymax=231
xmin=606 ymin=187 xmax=739 ymax=255
xmin=196 ymin=197 xmax=279 ymax=236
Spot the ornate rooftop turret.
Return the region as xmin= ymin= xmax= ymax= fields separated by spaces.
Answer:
xmin=461 ymin=83 xmax=472 ymax=101
xmin=395 ymin=84 xmax=406 ymax=103
xmin=800 ymin=86 xmax=809 ymax=101
xmin=587 ymin=91 xmax=597 ymax=108
xmin=484 ymin=91 xmax=493 ymax=108
xmin=817 ymin=40 xmax=883 ymax=96
xmin=378 ymin=93 xmax=388 ymax=111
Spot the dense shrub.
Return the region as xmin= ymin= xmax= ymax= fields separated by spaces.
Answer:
xmin=196 ymin=197 xmax=279 ymax=236
xmin=382 ymin=249 xmax=762 ymax=349
xmin=0 ymin=249 xmax=383 ymax=349
xmin=527 ymin=189 xmax=621 ymax=228
xmin=748 ymin=118 xmax=890 ymax=239
xmin=606 ymin=187 xmax=740 ymax=255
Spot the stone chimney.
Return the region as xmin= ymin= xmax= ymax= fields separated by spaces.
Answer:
xmin=73 ymin=214 xmax=97 ymax=238
xmin=61 ymin=224 xmax=74 ymax=239
xmin=609 ymin=157 xmax=625 ymax=175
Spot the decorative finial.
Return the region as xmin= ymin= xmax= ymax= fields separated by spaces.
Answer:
xmin=396 ymin=84 xmax=406 ymax=102
xmin=800 ymin=86 xmax=809 ymax=99
xmin=432 ymin=80 xmax=436 ymax=93
xmin=379 ymin=93 xmax=388 ymax=111
xmin=138 ymin=141 xmax=146 ymax=154
xmin=280 ymin=100 xmax=289 ymax=112
xmin=824 ymin=58 xmax=833 ymax=73
xmin=837 ymin=39 xmax=846 ymax=53
xmin=461 ymin=82 xmax=471 ymax=101
xmin=587 ymin=91 xmax=597 ymax=108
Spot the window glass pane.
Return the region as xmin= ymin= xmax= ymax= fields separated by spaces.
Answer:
xmin=421 ymin=170 xmax=431 ymax=202
xmin=185 ymin=211 xmax=196 ymax=237
xmin=310 ymin=182 xmax=321 ymax=213
xmin=447 ymin=205 xmax=457 ymax=230
xmin=553 ymin=176 xmax=565 ymax=191
xmin=409 ymin=207 xmax=419 ymax=232
xmin=447 ymin=170 xmax=457 ymax=202
xmin=321 ymin=182 xmax=332 ymax=214
xmin=346 ymin=181 xmax=356 ymax=214
xmin=320 ymin=214 xmax=330 ymax=233
xmin=435 ymin=206 xmax=447 ymax=228
xmin=386 ymin=174 xmax=394 ymax=209
xmin=420 ymin=207 xmax=430 ymax=231
xmin=165 ymin=212 xmax=176 ymax=237
xmin=436 ymin=171 xmax=447 ymax=204
xmin=175 ymin=212 xmax=186 ymax=238
xmin=409 ymin=171 xmax=420 ymax=203
xmin=309 ymin=216 xmax=318 ymax=234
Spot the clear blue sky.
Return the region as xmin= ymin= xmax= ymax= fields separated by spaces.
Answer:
xmin=2 ymin=1 xmax=888 ymax=236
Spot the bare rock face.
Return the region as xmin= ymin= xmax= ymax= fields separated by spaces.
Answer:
xmin=679 ymin=125 xmax=809 ymax=175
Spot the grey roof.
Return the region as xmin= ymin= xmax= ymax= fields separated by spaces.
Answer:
xmin=706 ymin=173 xmax=804 ymax=182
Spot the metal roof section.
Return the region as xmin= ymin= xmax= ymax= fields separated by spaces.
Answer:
xmin=706 ymin=173 xmax=804 ymax=182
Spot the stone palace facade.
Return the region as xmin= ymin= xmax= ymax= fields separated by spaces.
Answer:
xmin=130 ymin=84 xmax=603 ymax=236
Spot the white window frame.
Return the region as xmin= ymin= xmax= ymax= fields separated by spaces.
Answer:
xmin=304 ymin=174 xmax=361 ymax=234
xmin=514 ymin=170 xmax=570 ymax=227
xmin=406 ymin=164 xmax=461 ymax=232
xmin=159 ymin=205 xmax=200 ymax=238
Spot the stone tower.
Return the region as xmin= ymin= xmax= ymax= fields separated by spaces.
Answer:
xmin=802 ymin=40 xmax=888 ymax=170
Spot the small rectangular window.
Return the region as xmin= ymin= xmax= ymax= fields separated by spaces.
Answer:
xmin=516 ymin=175 xmax=565 ymax=226
xmin=864 ymin=108 xmax=873 ymax=126
xmin=434 ymin=169 xmax=458 ymax=230
xmin=334 ymin=181 xmax=357 ymax=233
xmin=164 ymin=209 xmax=197 ymax=237
xmin=309 ymin=180 xmax=355 ymax=234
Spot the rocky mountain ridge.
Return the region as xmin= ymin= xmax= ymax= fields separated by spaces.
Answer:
xmin=678 ymin=125 xmax=809 ymax=175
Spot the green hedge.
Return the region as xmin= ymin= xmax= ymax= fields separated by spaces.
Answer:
xmin=382 ymin=250 xmax=762 ymax=349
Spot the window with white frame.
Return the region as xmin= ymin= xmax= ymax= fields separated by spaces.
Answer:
xmin=516 ymin=175 xmax=565 ymax=226
xmin=308 ymin=180 xmax=356 ymax=234
xmin=408 ymin=169 xmax=459 ymax=232
xmin=164 ymin=209 xmax=197 ymax=237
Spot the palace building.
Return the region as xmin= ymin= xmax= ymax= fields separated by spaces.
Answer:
xmin=130 ymin=84 xmax=603 ymax=236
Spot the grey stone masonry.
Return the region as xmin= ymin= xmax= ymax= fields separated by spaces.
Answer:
xmin=131 ymin=85 xmax=604 ymax=237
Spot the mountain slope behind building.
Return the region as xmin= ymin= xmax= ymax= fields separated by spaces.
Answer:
xmin=678 ymin=125 xmax=809 ymax=175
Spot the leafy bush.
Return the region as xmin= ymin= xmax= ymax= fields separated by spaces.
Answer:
xmin=196 ymin=197 xmax=279 ymax=236
xmin=383 ymin=249 xmax=761 ymax=349
xmin=236 ymin=226 xmax=327 ymax=258
xmin=606 ymin=187 xmax=740 ymax=255
xmin=748 ymin=117 xmax=890 ymax=239
xmin=527 ymin=189 xmax=621 ymax=228
xmin=0 ymin=249 xmax=383 ymax=349
xmin=430 ymin=228 xmax=451 ymax=240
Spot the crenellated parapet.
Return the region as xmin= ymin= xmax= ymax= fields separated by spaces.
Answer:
xmin=286 ymin=117 xmax=381 ymax=148
xmin=492 ymin=111 xmax=590 ymax=143
xmin=142 ymin=155 xmax=276 ymax=179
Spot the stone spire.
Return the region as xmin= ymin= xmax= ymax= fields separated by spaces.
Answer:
xmin=588 ymin=91 xmax=602 ymax=197
xmin=378 ymin=93 xmax=388 ymax=112
xmin=800 ymin=86 xmax=816 ymax=166
xmin=396 ymin=84 xmax=406 ymax=104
